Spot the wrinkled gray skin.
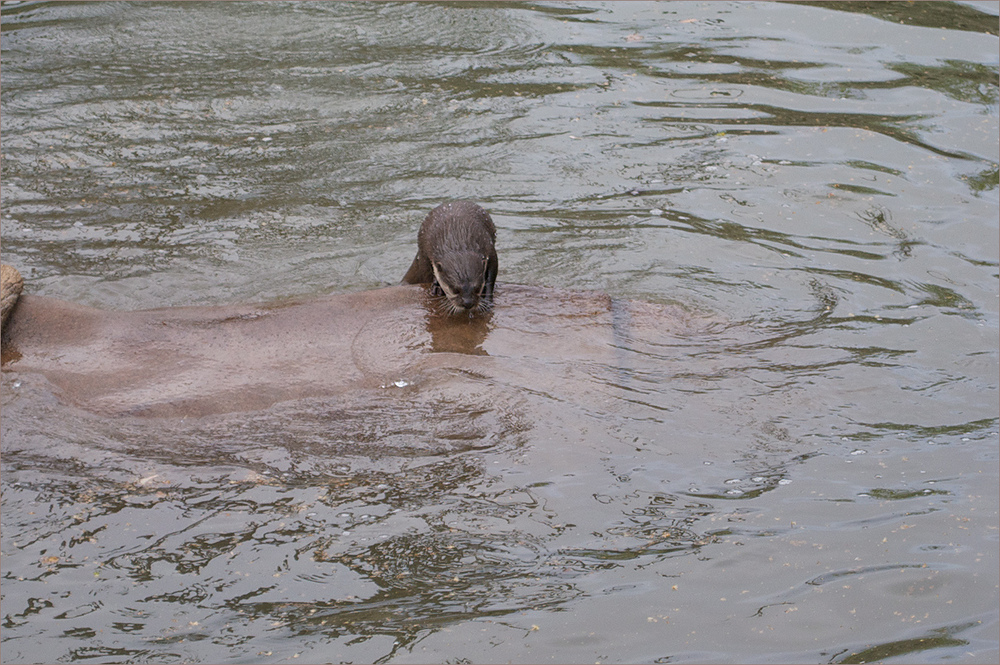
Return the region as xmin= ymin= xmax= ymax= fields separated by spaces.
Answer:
xmin=0 ymin=200 xmax=708 ymax=418
xmin=1 ymin=283 xmax=706 ymax=418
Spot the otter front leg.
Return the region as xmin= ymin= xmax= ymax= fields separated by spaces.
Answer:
xmin=482 ymin=254 xmax=498 ymax=302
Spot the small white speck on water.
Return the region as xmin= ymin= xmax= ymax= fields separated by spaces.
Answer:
xmin=381 ymin=379 xmax=410 ymax=388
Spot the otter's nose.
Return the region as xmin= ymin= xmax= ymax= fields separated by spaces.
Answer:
xmin=460 ymin=294 xmax=478 ymax=310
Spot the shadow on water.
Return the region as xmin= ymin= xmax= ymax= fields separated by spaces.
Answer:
xmin=830 ymin=619 xmax=985 ymax=664
xmin=796 ymin=2 xmax=1000 ymax=36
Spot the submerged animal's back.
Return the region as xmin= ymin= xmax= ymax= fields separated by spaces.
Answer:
xmin=1 ymin=264 xmax=24 ymax=333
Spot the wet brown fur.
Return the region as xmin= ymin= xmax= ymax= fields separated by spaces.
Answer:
xmin=402 ymin=201 xmax=498 ymax=314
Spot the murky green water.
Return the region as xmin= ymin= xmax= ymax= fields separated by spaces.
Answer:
xmin=2 ymin=1 xmax=998 ymax=663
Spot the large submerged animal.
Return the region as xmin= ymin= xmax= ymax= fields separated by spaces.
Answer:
xmin=1 ymin=202 xmax=705 ymax=418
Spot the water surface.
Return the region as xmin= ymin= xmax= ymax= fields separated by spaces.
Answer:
xmin=1 ymin=1 xmax=998 ymax=663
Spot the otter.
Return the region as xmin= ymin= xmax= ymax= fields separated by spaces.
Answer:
xmin=401 ymin=201 xmax=498 ymax=314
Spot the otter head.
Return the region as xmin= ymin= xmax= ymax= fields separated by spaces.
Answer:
xmin=430 ymin=250 xmax=495 ymax=315
xmin=401 ymin=201 xmax=499 ymax=317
